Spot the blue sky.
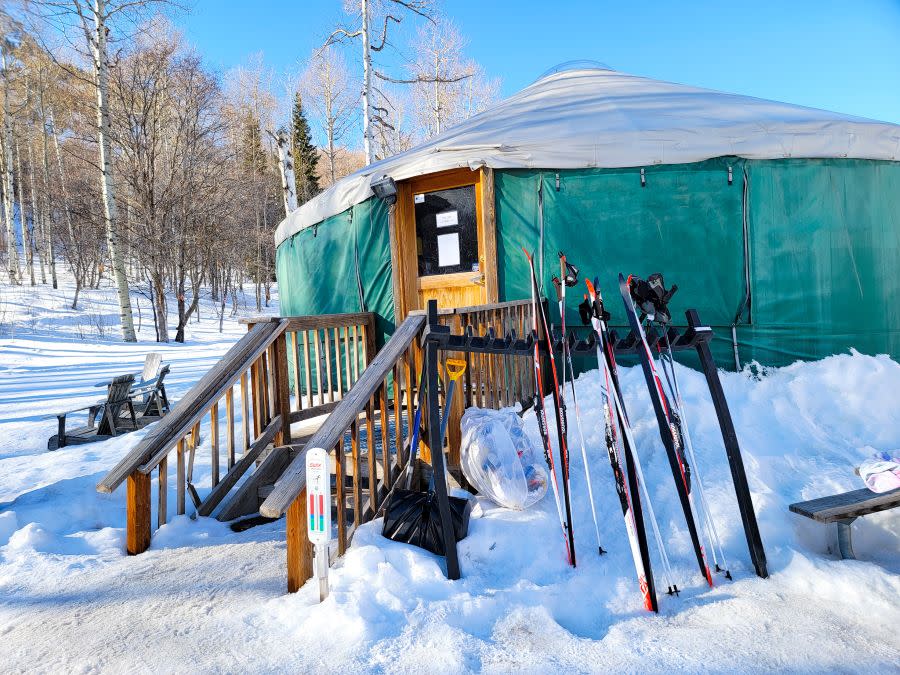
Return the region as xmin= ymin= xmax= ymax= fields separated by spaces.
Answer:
xmin=177 ymin=0 xmax=900 ymax=124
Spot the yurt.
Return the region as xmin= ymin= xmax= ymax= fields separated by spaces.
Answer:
xmin=275 ymin=63 xmax=900 ymax=367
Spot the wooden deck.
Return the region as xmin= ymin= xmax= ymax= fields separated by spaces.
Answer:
xmin=48 ymin=412 xmax=164 ymax=451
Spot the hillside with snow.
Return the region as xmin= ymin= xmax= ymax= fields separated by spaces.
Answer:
xmin=0 ymin=276 xmax=898 ymax=672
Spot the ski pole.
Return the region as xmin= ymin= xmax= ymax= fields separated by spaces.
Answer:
xmin=659 ymin=344 xmax=731 ymax=578
xmin=429 ymin=358 xmax=467 ymax=491
xmin=405 ymin=361 xmax=429 ymax=489
xmin=555 ymin=254 xmax=605 ymax=556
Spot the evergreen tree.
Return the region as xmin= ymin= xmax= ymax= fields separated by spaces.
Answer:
xmin=241 ymin=109 xmax=267 ymax=174
xmin=291 ymin=92 xmax=319 ymax=203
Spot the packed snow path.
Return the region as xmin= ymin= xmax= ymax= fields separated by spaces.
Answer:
xmin=1 ymin=281 xmax=898 ymax=671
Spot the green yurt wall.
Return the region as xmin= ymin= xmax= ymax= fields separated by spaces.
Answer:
xmin=274 ymin=157 xmax=900 ymax=369
xmin=275 ymin=196 xmax=396 ymax=345
xmin=492 ymin=158 xmax=900 ymax=367
xmin=742 ymin=159 xmax=900 ymax=364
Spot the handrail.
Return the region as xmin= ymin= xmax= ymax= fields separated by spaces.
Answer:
xmin=260 ymin=313 xmax=426 ymax=518
xmin=100 ymin=310 xmax=377 ymax=557
xmin=241 ymin=311 xmax=375 ymax=331
xmin=409 ymin=298 xmax=531 ymax=318
xmin=97 ymin=320 xmax=288 ymax=494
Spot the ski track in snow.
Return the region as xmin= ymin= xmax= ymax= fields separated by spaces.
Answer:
xmin=1 ymin=277 xmax=899 ymax=673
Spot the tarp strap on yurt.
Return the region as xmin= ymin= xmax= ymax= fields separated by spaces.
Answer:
xmin=537 ymin=174 xmax=545 ymax=287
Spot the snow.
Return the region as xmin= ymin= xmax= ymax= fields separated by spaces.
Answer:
xmin=2 ymin=274 xmax=899 ymax=672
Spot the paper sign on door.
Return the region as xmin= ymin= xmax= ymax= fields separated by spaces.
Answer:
xmin=437 ymin=232 xmax=461 ymax=267
xmin=435 ymin=210 xmax=458 ymax=228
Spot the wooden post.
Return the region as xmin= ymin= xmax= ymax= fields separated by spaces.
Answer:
xmin=250 ymin=359 xmax=262 ymax=438
xmin=273 ymin=332 xmax=292 ymax=446
xmin=158 ymin=456 xmax=168 ymax=528
xmin=363 ymin=318 xmax=377 ymax=366
xmin=176 ymin=438 xmax=185 ymax=515
xmin=335 ymin=440 xmax=347 ymax=555
xmin=126 ymin=470 xmax=151 ymax=555
xmin=210 ymin=403 xmax=220 ymax=487
xmin=286 ymin=489 xmax=314 ymax=593
xmin=226 ymin=387 xmax=236 ymax=469
xmin=480 ymin=167 xmax=499 ymax=303
xmin=241 ymin=372 xmax=251 ymax=454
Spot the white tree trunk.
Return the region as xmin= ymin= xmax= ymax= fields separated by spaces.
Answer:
xmin=49 ymin=108 xmax=79 ymax=304
xmin=14 ymin=138 xmax=34 ymax=285
xmin=327 ymin=122 xmax=336 ymax=184
xmin=361 ymin=0 xmax=373 ymax=165
xmin=273 ymin=130 xmax=298 ymax=215
xmin=432 ymin=45 xmax=441 ymax=136
xmin=325 ymin=91 xmax=336 ymax=183
xmin=26 ymin=139 xmax=45 ymax=284
xmin=90 ymin=0 xmax=136 ymax=341
xmin=37 ymin=74 xmax=57 ymax=289
xmin=1 ymin=52 xmax=20 ymax=284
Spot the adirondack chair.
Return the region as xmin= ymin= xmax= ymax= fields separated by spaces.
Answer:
xmin=138 ymin=353 xmax=163 ymax=386
xmin=91 ymin=353 xmax=171 ymax=418
xmin=49 ymin=374 xmax=137 ymax=450
xmin=130 ymin=363 xmax=171 ymax=417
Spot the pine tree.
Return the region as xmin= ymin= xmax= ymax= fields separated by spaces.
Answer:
xmin=291 ymin=92 xmax=319 ymax=203
xmin=241 ymin=109 xmax=267 ymax=174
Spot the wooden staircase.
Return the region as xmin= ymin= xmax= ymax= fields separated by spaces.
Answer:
xmin=97 ymin=300 xmax=535 ymax=594
xmin=96 ymin=312 xmax=377 ymax=553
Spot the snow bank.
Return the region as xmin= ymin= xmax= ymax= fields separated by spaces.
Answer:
xmin=0 ymin=273 xmax=898 ymax=671
xmin=230 ymin=354 xmax=900 ymax=673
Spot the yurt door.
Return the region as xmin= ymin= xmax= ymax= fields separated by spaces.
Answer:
xmin=395 ymin=168 xmax=498 ymax=315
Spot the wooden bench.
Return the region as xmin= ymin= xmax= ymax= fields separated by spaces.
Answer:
xmin=789 ymin=487 xmax=900 ymax=559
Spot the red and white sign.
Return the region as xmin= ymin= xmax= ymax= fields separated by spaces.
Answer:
xmin=306 ymin=447 xmax=331 ymax=546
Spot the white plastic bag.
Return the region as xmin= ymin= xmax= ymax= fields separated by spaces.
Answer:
xmin=460 ymin=408 xmax=547 ymax=510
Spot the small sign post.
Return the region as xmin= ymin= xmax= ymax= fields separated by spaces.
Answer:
xmin=305 ymin=447 xmax=331 ymax=601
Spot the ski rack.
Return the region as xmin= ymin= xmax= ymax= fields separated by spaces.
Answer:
xmin=422 ymin=301 xmax=769 ymax=579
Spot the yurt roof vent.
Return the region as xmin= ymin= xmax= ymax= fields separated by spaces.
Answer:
xmin=536 ymin=60 xmax=613 ymax=81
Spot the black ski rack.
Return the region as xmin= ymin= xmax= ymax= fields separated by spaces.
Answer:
xmin=421 ymin=301 xmax=769 ymax=581
xmin=421 ymin=312 xmax=712 ymax=358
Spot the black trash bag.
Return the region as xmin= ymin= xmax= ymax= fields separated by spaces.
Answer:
xmin=381 ymin=489 xmax=473 ymax=556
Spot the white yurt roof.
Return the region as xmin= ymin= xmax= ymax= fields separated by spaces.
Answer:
xmin=276 ymin=64 xmax=900 ymax=246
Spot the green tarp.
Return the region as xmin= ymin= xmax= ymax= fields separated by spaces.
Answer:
xmin=494 ymin=159 xmax=746 ymax=367
xmin=743 ymin=159 xmax=900 ymax=365
xmin=276 ymin=158 xmax=900 ymax=370
xmin=276 ymin=197 xmax=395 ymax=394
xmin=276 ymin=196 xmax=395 ymax=343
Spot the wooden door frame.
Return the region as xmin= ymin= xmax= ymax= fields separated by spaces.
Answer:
xmin=388 ymin=167 xmax=499 ymax=321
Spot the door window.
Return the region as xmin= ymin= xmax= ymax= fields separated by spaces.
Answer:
xmin=414 ymin=185 xmax=478 ymax=276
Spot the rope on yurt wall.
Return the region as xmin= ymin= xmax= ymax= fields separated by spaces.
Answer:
xmin=538 ymin=173 xmax=545 ymax=290
xmin=351 ymin=206 xmax=367 ymax=312
xmin=730 ymin=164 xmax=753 ymax=371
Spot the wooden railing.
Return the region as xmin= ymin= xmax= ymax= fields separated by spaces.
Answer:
xmin=259 ymin=300 xmax=534 ymax=592
xmin=96 ymin=312 xmax=375 ymax=555
xmin=96 ymin=298 xmax=532 ymax=590
xmin=259 ymin=313 xmax=426 ymax=590
xmin=437 ymin=299 xmax=535 ymax=464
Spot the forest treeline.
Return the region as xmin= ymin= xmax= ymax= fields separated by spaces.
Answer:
xmin=0 ymin=0 xmax=497 ymax=342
